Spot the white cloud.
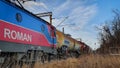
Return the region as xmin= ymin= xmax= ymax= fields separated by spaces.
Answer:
xmin=53 ymin=0 xmax=71 ymax=16
xmin=23 ymin=1 xmax=48 ymax=13
xmin=25 ymin=1 xmax=47 ymax=8
xmin=68 ymin=4 xmax=97 ymax=30
xmin=51 ymin=0 xmax=97 ymax=30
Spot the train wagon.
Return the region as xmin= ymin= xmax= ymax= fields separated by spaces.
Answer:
xmin=56 ymin=30 xmax=65 ymax=48
xmin=56 ymin=30 xmax=82 ymax=58
xmin=64 ymin=34 xmax=75 ymax=50
xmin=64 ymin=34 xmax=81 ymax=57
xmin=0 ymin=0 xmax=57 ymax=68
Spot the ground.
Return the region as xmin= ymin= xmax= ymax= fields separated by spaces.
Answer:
xmin=22 ymin=54 xmax=120 ymax=68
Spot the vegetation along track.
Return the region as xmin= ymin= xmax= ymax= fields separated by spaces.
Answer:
xmin=24 ymin=54 xmax=120 ymax=68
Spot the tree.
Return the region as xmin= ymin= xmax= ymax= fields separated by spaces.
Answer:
xmin=97 ymin=10 xmax=120 ymax=54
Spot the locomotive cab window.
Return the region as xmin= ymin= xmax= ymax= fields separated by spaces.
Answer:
xmin=16 ymin=13 xmax=22 ymax=22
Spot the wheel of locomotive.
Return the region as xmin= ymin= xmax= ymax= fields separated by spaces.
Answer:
xmin=57 ymin=50 xmax=62 ymax=60
xmin=31 ymin=51 xmax=46 ymax=64
xmin=48 ymin=53 xmax=52 ymax=62
xmin=0 ymin=53 xmax=18 ymax=68
xmin=29 ymin=50 xmax=35 ymax=68
xmin=0 ymin=53 xmax=11 ymax=68
xmin=38 ymin=51 xmax=50 ymax=63
xmin=45 ymin=53 xmax=54 ymax=62
xmin=44 ymin=53 xmax=52 ymax=63
xmin=9 ymin=53 xmax=18 ymax=68
xmin=18 ymin=50 xmax=35 ymax=68
xmin=40 ymin=51 xmax=45 ymax=63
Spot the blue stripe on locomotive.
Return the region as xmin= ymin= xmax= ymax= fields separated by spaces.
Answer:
xmin=0 ymin=0 xmax=56 ymax=45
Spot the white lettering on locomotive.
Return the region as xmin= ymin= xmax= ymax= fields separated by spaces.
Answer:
xmin=4 ymin=28 xmax=32 ymax=42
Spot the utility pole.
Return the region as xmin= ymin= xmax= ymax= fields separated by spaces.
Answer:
xmin=36 ymin=12 xmax=53 ymax=24
xmin=62 ymin=27 xmax=64 ymax=34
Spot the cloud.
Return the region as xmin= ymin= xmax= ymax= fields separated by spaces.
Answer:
xmin=23 ymin=1 xmax=48 ymax=13
xmin=68 ymin=4 xmax=97 ymax=30
xmin=53 ymin=0 xmax=71 ymax=16
xmin=51 ymin=0 xmax=97 ymax=30
xmin=25 ymin=1 xmax=47 ymax=8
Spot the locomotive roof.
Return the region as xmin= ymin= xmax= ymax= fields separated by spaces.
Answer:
xmin=4 ymin=0 xmax=55 ymax=28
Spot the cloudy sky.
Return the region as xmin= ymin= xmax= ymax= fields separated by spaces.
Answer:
xmin=22 ymin=0 xmax=120 ymax=50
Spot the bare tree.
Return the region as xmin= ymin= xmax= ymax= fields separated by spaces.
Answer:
xmin=97 ymin=10 xmax=120 ymax=54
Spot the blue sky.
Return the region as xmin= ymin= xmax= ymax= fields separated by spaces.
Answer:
xmin=22 ymin=0 xmax=120 ymax=50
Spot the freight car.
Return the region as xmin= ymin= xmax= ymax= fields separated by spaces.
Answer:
xmin=0 ymin=0 xmax=57 ymax=68
xmin=56 ymin=30 xmax=82 ymax=58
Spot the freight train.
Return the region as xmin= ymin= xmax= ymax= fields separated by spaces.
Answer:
xmin=0 ymin=0 xmax=89 ymax=68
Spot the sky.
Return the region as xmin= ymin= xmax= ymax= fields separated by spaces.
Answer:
xmin=22 ymin=0 xmax=120 ymax=50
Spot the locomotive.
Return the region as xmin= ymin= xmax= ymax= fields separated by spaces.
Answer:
xmin=0 ymin=0 xmax=87 ymax=68
xmin=0 ymin=0 xmax=57 ymax=67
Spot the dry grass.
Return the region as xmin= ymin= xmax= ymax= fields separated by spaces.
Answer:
xmin=23 ymin=54 xmax=120 ymax=68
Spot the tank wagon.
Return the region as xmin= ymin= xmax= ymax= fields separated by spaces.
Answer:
xmin=56 ymin=30 xmax=82 ymax=58
xmin=0 ymin=0 xmax=56 ymax=67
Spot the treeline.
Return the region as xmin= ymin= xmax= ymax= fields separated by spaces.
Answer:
xmin=96 ymin=10 xmax=120 ymax=54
